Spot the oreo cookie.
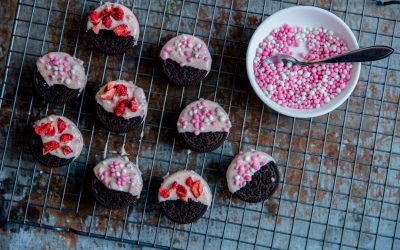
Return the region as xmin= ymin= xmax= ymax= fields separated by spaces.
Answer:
xmin=30 ymin=115 xmax=84 ymax=168
xmin=92 ymin=157 xmax=143 ymax=209
xmin=226 ymin=150 xmax=279 ymax=203
xmin=160 ymin=34 xmax=211 ymax=86
xmin=177 ymin=99 xmax=231 ymax=152
xmin=95 ymin=80 xmax=148 ymax=133
xmin=159 ymin=170 xmax=212 ymax=224
xmin=87 ymin=3 xmax=139 ymax=55
xmin=34 ymin=52 xmax=87 ymax=104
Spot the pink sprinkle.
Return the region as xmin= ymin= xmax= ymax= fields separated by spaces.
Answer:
xmin=223 ymin=127 xmax=229 ymax=132
xmin=184 ymin=51 xmax=191 ymax=57
xmin=244 ymin=175 xmax=251 ymax=181
xmin=164 ymin=46 xmax=172 ymax=53
xmin=203 ymin=57 xmax=208 ymax=62
xmin=111 ymin=172 xmax=115 ymax=177
xmin=39 ymin=57 xmax=45 ymax=64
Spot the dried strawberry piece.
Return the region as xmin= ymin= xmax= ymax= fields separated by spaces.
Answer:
xmin=34 ymin=123 xmax=47 ymax=135
xmin=185 ymin=177 xmax=193 ymax=187
xmin=62 ymin=146 xmax=73 ymax=156
xmin=89 ymin=11 xmax=100 ymax=25
xmin=113 ymin=24 xmax=131 ymax=37
xmin=130 ymin=97 xmax=138 ymax=112
xmin=113 ymin=99 xmax=130 ymax=116
xmin=191 ymin=180 xmax=203 ymax=199
xmin=111 ymin=6 xmax=124 ymax=21
xmin=176 ymin=184 xmax=188 ymax=202
xmin=92 ymin=22 xmax=102 ymax=35
xmin=170 ymin=181 xmax=178 ymax=190
xmin=43 ymin=141 xmax=60 ymax=155
xmin=57 ymin=118 xmax=67 ymax=133
xmin=159 ymin=187 xmax=170 ymax=198
xmin=115 ymin=84 xmax=127 ymax=96
xmin=102 ymin=16 xmax=112 ymax=28
xmin=60 ymin=133 xmax=73 ymax=143
xmin=100 ymin=88 xmax=116 ymax=100
xmin=101 ymin=4 xmax=113 ymax=17
xmin=44 ymin=124 xmax=56 ymax=137
xmin=106 ymin=81 xmax=116 ymax=91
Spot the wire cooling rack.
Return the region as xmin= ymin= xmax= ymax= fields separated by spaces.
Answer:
xmin=1 ymin=0 xmax=399 ymax=249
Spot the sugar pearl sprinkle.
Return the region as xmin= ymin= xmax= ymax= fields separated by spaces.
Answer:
xmin=100 ymin=160 xmax=135 ymax=189
xmin=38 ymin=53 xmax=83 ymax=86
xmin=253 ymin=25 xmax=352 ymax=109
xmin=161 ymin=35 xmax=209 ymax=67
xmin=232 ymin=150 xmax=269 ymax=188
xmin=177 ymin=99 xmax=231 ymax=136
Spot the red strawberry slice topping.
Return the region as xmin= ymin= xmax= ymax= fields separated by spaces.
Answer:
xmin=115 ymin=84 xmax=127 ymax=96
xmin=176 ymin=184 xmax=188 ymax=202
xmin=34 ymin=123 xmax=55 ymax=137
xmin=185 ymin=177 xmax=193 ymax=187
xmin=111 ymin=6 xmax=124 ymax=21
xmin=170 ymin=181 xmax=178 ymax=189
xmin=100 ymin=88 xmax=116 ymax=100
xmin=113 ymin=98 xmax=130 ymax=116
xmin=57 ymin=118 xmax=67 ymax=133
xmin=191 ymin=180 xmax=203 ymax=199
xmin=43 ymin=141 xmax=60 ymax=155
xmin=102 ymin=16 xmax=112 ymax=28
xmin=62 ymin=146 xmax=73 ymax=156
xmin=113 ymin=24 xmax=131 ymax=37
xmin=130 ymin=97 xmax=138 ymax=112
xmin=106 ymin=81 xmax=116 ymax=91
xmin=60 ymin=133 xmax=74 ymax=143
xmin=159 ymin=187 xmax=170 ymax=198
xmin=101 ymin=4 xmax=113 ymax=17
xmin=89 ymin=11 xmax=100 ymax=25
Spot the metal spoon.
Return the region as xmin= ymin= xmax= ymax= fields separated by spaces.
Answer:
xmin=266 ymin=45 xmax=394 ymax=67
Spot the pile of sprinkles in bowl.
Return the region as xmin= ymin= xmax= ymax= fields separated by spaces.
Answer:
xmin=253 ymin=24 xmax=353 ymax=109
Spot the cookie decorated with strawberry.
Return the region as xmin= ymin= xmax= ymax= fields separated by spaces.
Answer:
xmin=92 ymin=156 xmax=143 ymax=209
xmin=30 ymin=115 xmax=84 ymax=167
xmin=35 ymin=52 xmax=87 ymax=104
xmin=158 ymin=170 xmax=212 ymax=224
xmin=177 ymin=99 xmax=231 ymax=152
xmin=226 ymin=150 xmax=279 ymax=203
xmin=160 ymin=34 xmax=212 ymax=86
xmin=87 ymin=3 xmax=140 ymax=55
xmin=95 ymin=80 xmax=148 ymax=133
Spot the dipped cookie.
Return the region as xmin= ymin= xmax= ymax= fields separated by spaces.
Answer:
xmin=87 ymin=2 xmax=140 ymax=55
xmin=30 ymin=115 xmax=84 ymax=167
xmin=177 ymin=99 xmax=231 ymax=152
xmin=34 ymin=52 xmax=87 ymax=104
xmin=158 ymin=170 xmax=212 ymax=224
xmin=92 ymin=157 xmax=143 ymax=209
xmin=160 ymin=34 xmax=211 ymax=86
xmin=95 ymin=80 xmax=148 ymax=133
xmin=226 ymin=150 xmax=279 ymax=203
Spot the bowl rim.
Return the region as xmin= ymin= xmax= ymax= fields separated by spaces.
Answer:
xmin=246 ymin=6 xmax=361 ymax=118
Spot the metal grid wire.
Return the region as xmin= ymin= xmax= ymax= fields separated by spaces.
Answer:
xmin=0 ymin=0 xmax=399 ymax=249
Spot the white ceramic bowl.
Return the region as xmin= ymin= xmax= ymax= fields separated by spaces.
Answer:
xmin=246 ymin=6 xmax=361 ymax=118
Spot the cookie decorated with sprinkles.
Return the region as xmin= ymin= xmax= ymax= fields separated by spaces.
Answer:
xmin=177 ymin=99 xmax=231 ymax=152
xmin=160 ymin=34 xmax=212 ymax=86
xmin=95 ymin=80 xmax=148 ymax=133
xmin=226 ymin=150 xmax=279 ymax=203
xmin=159 ymin=170 xmax=212 ymax=224
xmin=34 ymin=52 xmax=87 ymax=104
xmin=29 ymin=115 xmax=84 ymax=168
xmin=87 ymin=3 xmax=140 ymax=55
xmin=92 ymin=157 xmax=143 ymax=209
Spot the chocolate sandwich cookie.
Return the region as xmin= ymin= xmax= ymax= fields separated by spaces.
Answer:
xmin=226 ymin=150 xmax=279 ymax=203
xmin=34 ymin=52 xmax=87 ymax=104
xmin=87 ymin=3 xmax=140 ymax=55
xmin=92 ymin=157 xmax=143 ymax=209
xmin=158 ymin=170 xmax=212 ymax=224
xmin=30 ymin=115 xmax=84 ymax=168
xmin=95 ymin=80 xmax=148 ymax=133
xmin=160 ymin=34 xmax=212 ymax=86
xmin=177 ymin=99 xmax=231 ymax=152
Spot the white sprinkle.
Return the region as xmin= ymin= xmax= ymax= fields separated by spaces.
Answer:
xmin=286 ymin=62 xmax=292 ymax=68
xmin=64 ymin=78 xmax=72 ymax=85
xmin=324 ymin=97 xmax=331 ymax=103
xmin=71 ymin=69 xmax=76 ymax=75
xmin=289 ymin=90 xmax=294 ymax=95
xmin=119 ymin=163 xmax=124 ymax=168
xmin=256 ymin=48 xmax=262 ymax=53
xmin=46 ymin=65 xmax=52 ymax=70
xmin=209 ymin=115 xmax=214 ymax=121
xmin=310 ymin=90 xmax=315 ymax=96
xmin=336 ymin=88 xmax=341 ymax=93
xmin=193 ymin=109 xmax=198 ymax=114
xmin=189 ymin=111 xmax=193 ymax=116
xmin=244 ymin=155 xmax=251 ymax=162
xmin=122 ymin=169 xmax=127 ymax=174
xmin=200 ymin=127 xmax=205 ymax=131
xmin=267 ymin=85 xmax=273 ymax=91
xmin=219 ymin=116 xmax=226 ymax=122
xmin=303 ymin=72 xmax=311 ymax=78
xmin=53 ymin=66 xmax=59 ymax=71
xmin=235 ymin=175 xmax=241 ymax=180
xmin=116 ymin=172 xmax=121 ymax=177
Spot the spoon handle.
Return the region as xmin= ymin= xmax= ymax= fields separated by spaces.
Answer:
xmin=308 ymin=45 xmax=394 ymax=64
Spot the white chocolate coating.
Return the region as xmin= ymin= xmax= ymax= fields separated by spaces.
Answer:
xmin=93 ymin=157 xmax=143 ymax=197
xmin=36 ymin=52 xmax=87 ymax=90
xmin=158 ymin=170 xmax=212 ymax=206
xmin=226 ymin=150 xmax=275 ymax=193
